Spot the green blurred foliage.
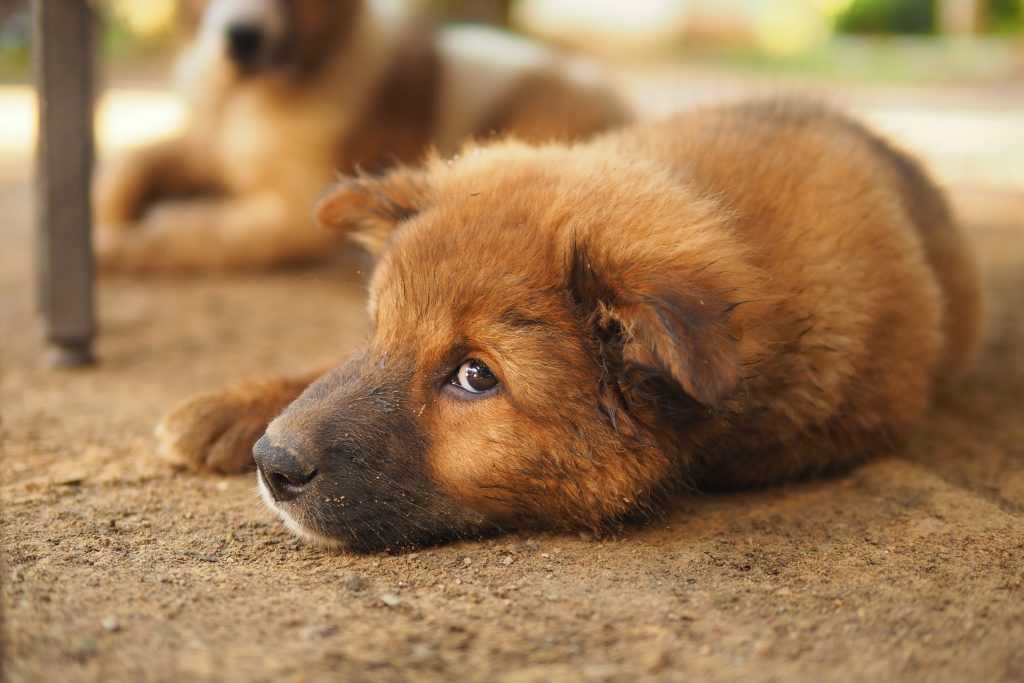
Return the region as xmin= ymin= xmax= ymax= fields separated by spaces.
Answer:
xmin=989 ymin=0 xmax=1024 ymax=32
xmin=837 ymin=0 xmax=1023 ymax=34
xmin=0 ymin=6 xmax=28 ymax=79
xmin=837 ymin=0 xmax=936 ymax=34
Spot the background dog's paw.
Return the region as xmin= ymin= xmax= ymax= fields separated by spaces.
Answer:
xmin=94 ymin=201 xmax=229 ymax=274
xmin=93 ymin=155 xmax=152 ymax=227
xmin=156 ymin=390 xmax=268 ymax=475
xmin=93 ymin=210 xmax=196 ymax=274
xmin=93 ymin=223 xmax=137 ymax=272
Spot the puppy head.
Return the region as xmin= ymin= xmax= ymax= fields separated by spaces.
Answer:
xmin=185 ymin=0 xmax=363 ymax=79
xmin=256 ymin=143 xmax=766 ymax=551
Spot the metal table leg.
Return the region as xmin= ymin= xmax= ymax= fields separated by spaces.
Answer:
xmin=32 ymin=0 xmax=97 ymax=367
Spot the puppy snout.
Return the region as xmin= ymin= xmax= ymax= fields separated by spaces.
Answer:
xmin=226 ymin=23 xmax=264 ymax=67
xmin=254 ymin=435 xmax=317 ymax=502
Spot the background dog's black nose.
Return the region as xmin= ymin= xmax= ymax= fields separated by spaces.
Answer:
xmin=253 ymin=435 xmax=317 ymax=502
xmin=226 ymin=23 xmax=264 ymax=67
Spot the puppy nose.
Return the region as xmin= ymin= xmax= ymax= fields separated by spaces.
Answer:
xmin=253 ymin=435 xmax=317 ymax=502
xmin=226 ymin=23 xmax=264 ymax=66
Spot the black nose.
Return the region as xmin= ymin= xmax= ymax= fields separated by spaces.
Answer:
xmin=253 ymin=435 xmax=317 ymax=502
xmin=226 ymin=23 xmax=264 ymax=67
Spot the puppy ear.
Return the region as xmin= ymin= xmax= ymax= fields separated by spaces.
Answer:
xmin=314 ymin=167 xmax=430 ymax=255
xmin=176 ymin=0 xmax=207 ymax=31
xmin=569 ymin=244 xmax=744 ymax=409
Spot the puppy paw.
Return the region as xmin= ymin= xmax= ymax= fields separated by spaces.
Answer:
xmin=94 ymin=155 xmax=153 ymax=227
xmin=94 ymin=225 xmax=168 ymax=275
xmin=156 ymin=390 xmax=271 ymax=475
xmin=94 ymin=204 xmax=206 ymax=274
xmin=93 ymin=223 xmax=135 ymax=272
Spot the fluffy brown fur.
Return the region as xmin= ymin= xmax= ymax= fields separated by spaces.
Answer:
xmin=94 ymin=0 xmax=629 ymax=273
xmin=157 ymin=98 xmax=982 ymax=552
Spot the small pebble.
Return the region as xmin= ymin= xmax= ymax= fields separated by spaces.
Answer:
xmin=410 ymin=643 xmax=434 ymax=659
xmin=101 ymin=616 xmax=120 ymax=632
xmin=500 ymin=555 xmax=514 ymax=566
xmin=300 ymin=624 xmax=338 ymax=640
xmin=77 ymin=637 xmax=98 ymax=661
xmin=343 ymin=573 xmax=367 ymax=593
xmin=641 ymin=648 xmax=670 ymax=673
xmin=583 ymin=664 xmax=618 ymax=681
xmin=380 ymin=593 xmax=401 ymax=607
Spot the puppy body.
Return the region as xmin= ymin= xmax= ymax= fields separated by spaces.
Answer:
xmin=95 ymin=0 xmax=629 ymax=272
xmin=158 ymin=98 xmax=981 ymax=551
xmin=588 ymin=101 xmax=982 ymax=489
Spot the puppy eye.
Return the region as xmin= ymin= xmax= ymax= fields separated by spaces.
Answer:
xmin=451 ymin=359 xmax=499 ymax=394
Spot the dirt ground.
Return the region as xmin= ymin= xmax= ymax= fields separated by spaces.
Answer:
xmin=3 ymin=66 xmax=1024 ymax=682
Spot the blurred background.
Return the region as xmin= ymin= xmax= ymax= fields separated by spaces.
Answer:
xmin=3 ymin=0 xmax=1023 ymax=69
xmin=0 ymin=0 xmax=1022 ymax=190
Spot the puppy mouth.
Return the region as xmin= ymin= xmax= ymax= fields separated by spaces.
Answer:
xmin=254 ymin=464 xmax=481 ymax=553
xmin=255 ymin=470 xmax=345 ymax=549
xmin=255 ymin=468 xmax=409 ymax=551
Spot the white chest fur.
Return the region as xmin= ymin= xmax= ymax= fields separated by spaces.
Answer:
xmin=212 ymin=89 xmax=345 ymax=197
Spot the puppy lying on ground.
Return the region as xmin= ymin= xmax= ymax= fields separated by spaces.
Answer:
xmin=157 ymin=98 xmax=981 ymax=552
xmin=94 ymin=0 xmax=628 ymax=272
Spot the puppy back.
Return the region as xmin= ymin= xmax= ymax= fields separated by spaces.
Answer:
xmin=853 ymin=126 xmax=982 ymax=379
xmin=596 ymin=98 xmax=980 ymax=485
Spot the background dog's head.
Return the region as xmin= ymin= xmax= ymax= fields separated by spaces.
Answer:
xmin=181 ymin=0 xmax=364 ymax=80
xmin=253 ymin=142 xmax=771 ymax=552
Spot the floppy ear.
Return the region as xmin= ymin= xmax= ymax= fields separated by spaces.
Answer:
xmin=569 ymin=244 xmax=745 ymax=411
xmin=314 ymin=167 xmax=430 ymax=256
xmin=176 ymin=0 xmax=207 ymax=31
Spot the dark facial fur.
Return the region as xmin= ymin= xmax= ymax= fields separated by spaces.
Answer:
xmin=257 ymin=351 xmax=490 ymax=552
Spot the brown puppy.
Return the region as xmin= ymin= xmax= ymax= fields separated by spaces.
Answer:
xmin=95 ymin=0 xmax=629 ymax=272
xmin=157 ymin=98 xmax=982 ymax=552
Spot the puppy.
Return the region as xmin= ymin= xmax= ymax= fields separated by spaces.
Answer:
xmin=94 ymin=0 xmax=629 ymax=272
xmin=157 ymin=98 xmax=982 ymax=552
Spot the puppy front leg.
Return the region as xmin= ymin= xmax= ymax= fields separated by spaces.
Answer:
xmin=97 ymin=192 xmax=338 ymax=272
xmin=94 ymin=137 xmax=219 ymax=228
xmin=156 ymin=367 xmax=330 ymax=474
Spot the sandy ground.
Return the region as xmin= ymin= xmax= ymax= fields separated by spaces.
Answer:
xmin=3 ymin=66 xmax=1024 ymax=682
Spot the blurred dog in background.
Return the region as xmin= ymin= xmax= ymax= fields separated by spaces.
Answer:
xmin=94 ymin=0 xmax=630 ymax=272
